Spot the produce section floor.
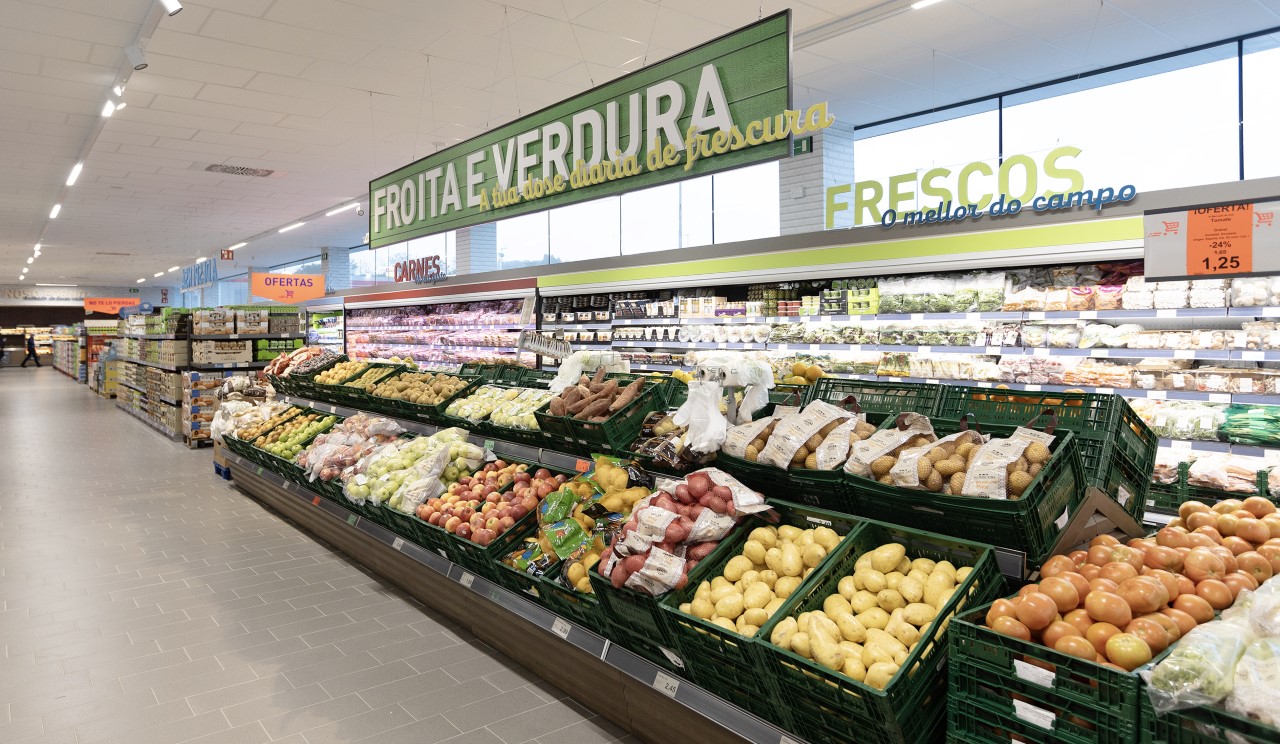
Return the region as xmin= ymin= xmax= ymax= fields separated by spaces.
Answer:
xmin=0 ymin=370 xmax=630 ymax=744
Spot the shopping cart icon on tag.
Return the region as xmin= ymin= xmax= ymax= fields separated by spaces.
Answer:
xmin=1256 ymin=211 xmax=1273 ymax=228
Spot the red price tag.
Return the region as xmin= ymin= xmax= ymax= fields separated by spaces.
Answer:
xmin=574 ymin=459 xmax=590 ymax=473
xmin=311 ymin=496 xmax=321 ymax=506
xmin=1187 ymin=204 xmax=1253 ymax=275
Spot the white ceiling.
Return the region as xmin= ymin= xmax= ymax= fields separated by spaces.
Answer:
xmin=3 ymin=0 xmax=1279 ymax=288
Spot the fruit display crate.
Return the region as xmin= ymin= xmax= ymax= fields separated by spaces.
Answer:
xmin=536 ymin=562 xmax=608 ymax=636
xmin=807 ymin=378 xmax=945 ymax=425
xmin=934 ymin=386 xmax=1156 ymax=524
xmin=232 ymin=406 xmax=310 ymax=468
xmin=288 ymin=355 xmax=349 ymax=400
xmin=251 ymin=410 xmax=340 ymax=478
xmin=848 ymin=418 xmax=1085 ymax=569
xmin=949 ymin=598 xmax=1160 ymax=744
xmin=490 ymin=531 xmax=548 ymax=602
xmin=752 ymin=520 xmax=1004 ymax=744
xmin=605 ymin=372 xmax=678 ymax=409
xmin=1138 ymin=690 xmax=1279 ymax=744
xmin=658 ymin=500 xmax=862 ymax=721
xmin=535 ymin=385 xmax=664 ymax=457
xmin=373 ymin=374 xmax=485 ymax=424
xmin=311 ymin=363 xmax=405 ymax=409
xmin=441 ymin=511 xmax=540 ymax=583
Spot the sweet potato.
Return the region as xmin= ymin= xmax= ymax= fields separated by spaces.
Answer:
xmin=609 ymin=378 xmax=645 ymax=412
xmin=591 ymin=367 xmax=606 ymax=385
xmin=568 ymin=390 xmax=605 ymax=414
xmin=574 ymin=398 xmax=611 ymax=419
xmin=548 ymin=397 xmax=567 ymax=416
xmin=561 ymin=386 xmax=584 ymax=407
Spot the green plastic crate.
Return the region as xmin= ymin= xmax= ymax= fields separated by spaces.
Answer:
xmin=949 ymin=597 xmax=1158 ymax=743
xmin=311 ymin=363 xmax=403 ymax=409
xmin=540 ymin=385 xmax=664 ymax=457
xmin=537 ymin=562 xmax=609 ymax=636
xmin=1139 ymin=692 xmax=1279 ymax=744
xmin=251 ymin=410 xmax=338 ymax=474
xmin=808 ymin=378 xmax=944 ymax=425
xmin=369 ymin=373 xmax=484 ymax=425
xmin=289 ymin=355 xmax=348 ymax=400
xmin=847 ymin=418 xmax=1085 ymax=570
xmin=935 ymin=386 xmax=1155 ymax=524
xmin=658 ymin=501 xmax=862 ymax=720
xmin=490 ymin=534 xmax=550 ymax=604
xmin=379 ymin=506 xmax=452 ymax=555
xmin=752 ymin=520 xmax=1004 ymax=744
xmin=443 ymin=514 xmax=539 ymax=582
xmin=714 ymin=451 xmax=793 ymax=502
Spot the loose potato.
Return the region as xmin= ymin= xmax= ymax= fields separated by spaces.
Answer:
xmin=884 ymin=571 xmax=904 ymax=590
xmin=711 ymin=584 xmax=740 ymax=603
xmin=955 ymin=566 xmax=972 ymax=582
xmin=842 ymin=656 xmax=868 ymax=682
xmin=764 ymin=548 xmax=784 ymax=574
xmin=862 ymin=642 xmax=896 ymax=668
xmin=877 ymin=589 xmax=906 ymax=612
xmin=837 ymin=575 xmax=857 ymax=600
xmin=744 ymin=607 xmax=769 ymax=627
xmin=911 ymin=558 xmax=937 ymax=574
xmin=838 ymin=640 xmax=863 ymax=658
xmin=691 ymin=597 xmax=715 ymax=620
xmin=850 ymin=590 xmax=879 ymax=614
xmin=715 ymin=593 xmax=745 ymax=620
xmin=771 ymin=616 xmax=798 ymax=647
xmin=898 ymin=577 xmax=924 ymax=604
xmin=742 ymin=540 xmax=767 ymax=565
xmin=757 ymin=569 xmax=779 ymax=590
xmin=764 ymin=597 xmax=784 ymax=615
xmin=856 ymin=569 xmax=887 ymax=594
xmin=679 ymin=602 xmax=692 ymax=614
xmin=871 ymin=543 xmax=907 ymax=574
xmin=835 ymin=611 xmax=868 ymax=643
xmin=866 ymin=628 xmax=907 ymax=656
xmin=749 ymin=527 xmax=777 ymax=549
xmin=790 ymin=632 xmax=811 ymax=658
xmin=886 ymin=611 xmax=920 ymax=647
xmin=903 ymin=603 xmax=938 ymax=626
xmin=739 ymin=624 xmax=760 ymax=637
xmin=906 ymin=568 xmax=930 ymax=586
xmin=779 ymin=544 xmax=804 ymax=578
xmin=865 ymin=662 xmax=899 ymax=690
xmin=777 ymin=525 xmax=802 ymax=542
xmin=711 ymin=576 xmax=731 ymax=591
xmin=933 ymin=560 xmax=958 ymax=578
xmin=795 ymin=530 xmax=814 ymax=548
xmin=808 ymin=616 xmax=846 ymax=671
xmin=801 ymin=543 xmax=827 ymax=568
xmin=738 ymin=570 xmax=760 ymax=589
xmin=933 ymin=586 xmax=957 ymax=611
xmin=723 ymin=555 xmax=753 ymax=582
xmin=812 ymin=526 xmax=840 ymax=550
xmin=695 ymin=581 xmax=712 ymax=601
xmin=744 ymin=583 xmax=773 ymax=610
xmin=774 ymin=576 xmax=802 ymax=599
xmin=712 ymin=617 xmax=737 ymax=633
xmin=823 ymin=594 xmax=853 ymax=619
xmin=857 ymin=607 xmax=890 ymax=630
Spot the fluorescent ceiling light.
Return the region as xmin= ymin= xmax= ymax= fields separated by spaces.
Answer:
xmin=33 ymin=243 xmax=40 ymax=252
xmin=278 ymin=222 xmax=305 ymax=233
xmin=326 ymin=203 xmax=359 ymax=216
xmin=36 ymin=283 xmax=76 ymax=287
xmin=18 ymin=276 xmax=23 ymax=281
xmin=49 ymin=204 xmax=60 ymax=218
xmin=115 ymin=102 xmax=126 ymax=111
xmin=136 ymin=278 xmax=145 ymax=283
xmin=911 ymin=0 xmax=944 ymax=8
xmin=113 ymin=84 xmax=124 ymax=96
xmin=158 ymin=0 xmax=182 ymax=15
xmin=66 ymin=162 xmax=83 ymax=186
xmin=167 ymin=266 xmax=180 ymax=272
xmin=228 ymin=242 xmax=246 ymax=250
xmin=195 ymin=257 xmax=207 ymax=263
xmin=101 ymin=101 xmax=115 ymax=117
xmin=22 ymin=268 xmax=28 ymax=274
xmin=153 ymin=272 xmax=164 ymax=277
xmin=26 ymin=257 xmax=33 ymax=264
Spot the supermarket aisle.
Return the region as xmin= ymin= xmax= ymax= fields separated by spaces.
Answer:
xmin=0 ymin=371 xmax=628 ymax=744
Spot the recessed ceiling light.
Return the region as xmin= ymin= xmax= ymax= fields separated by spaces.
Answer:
xmin=136 ymin=278 xmax=145 ymax=283
xmin=167 ymin=266 xmax=180 ymax=272
xmin=158 ymin=0 xmax=182 ymax=15
xmin=113 ymin=84 xmax=124 ymax=96
xmin=153 ymin=272 xmax=164 ymax=277
xmin=26 ymin=257 xmax=33 ymax=264
xmin=195 ymin=257 xmax=207 ymax=263
xmin=49 ymin=204 xmax=61 ymax=219
xmin=326 ymin=203 xmax=360 ymax=216
xmin=101 ymin=101 xmax=115 ymax=117
xmin=115 ymin=102 xmax=126 ymax=111
xmin=18 ymin=276 xmax=23 ymax=281
xmin=278 ymin=222 xmax=305 ymax=233
xmin=22 ymin=268 xmax=28 ymax=273
xmin=33 ymin=243 xmax=40 ymax=252
xmin=228 ymin=242 xmax=246 ymax=250
xmin=66 ymin=162 xmax=83 ymax=186
xmin=35 ymin=283 xmax=76 ymax=287
xmin=911 ymin=0 xmax=944 ymax=8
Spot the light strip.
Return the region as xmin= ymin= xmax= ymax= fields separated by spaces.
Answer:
xmin=33 ymin=243 xmax=40 ymax=252
xmin=167 ymin=266 xmax=180 ymax=272
xmin=153 ymin=272 xmax=164 ymax=277
xmin=49 ymin=204 xmax=61 ymax=219
xmin=195 ymin=257 xmax=207 ymax=263
xmin=26 ymin=257 xmax=33 ymax=264
xmin=159 ymin=0 xmax=182 ymax=15
xmin=911 ymin=0 xmax=944 ymax=8
xmin=66 ymin=162 xmax=83 ymax=186
xmin=101 ymin=101 xmax=115 ymax=117
xmin=113 ymin=85 xmax=124 ymax=96
xmin=278 ymin=222 xmax=305 ymax=233
xmin=115 ymin=102 xmax=127 ymax=111
xmin=136 ymin=278 xmax=145 ymax=283
xmin=325 ymin=203 xmax=359 ymax=216
xmin=228 ymin=242 xmax=247 ymax=250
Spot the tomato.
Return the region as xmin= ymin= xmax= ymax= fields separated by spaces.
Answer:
xmin=1143 ymin=546 xmax=1183 ymax=572
xmin=1079 ymin=564 xmax=1101 ymax=580
xmin=1183 ymin=548 xmax=1226 ymax=582
xmin=1216 ymin=513 xmax=1240 ymax=537
xmin=1040 ymin=555 xmax=1076 ymax=578
xmin=1117 ymin=576 xmax=1169 ymax=614
xmin=1042 ymin=620 xmax=1081 ymax=649
xmin=1085 ymin=591 xmax=1132 ymax=627
xmin=1087 ymin=545 xmax=1113 ymax=567
xmin=1185 ymin=531 xmax=1217 ymax=548
xmin=1212 ymin=498 xmax=1244 ymax=515
xmin=1262 ymin=515 xmax=1280 ymax=539
xmin=1186 ymin=511 xmax=1218 ymax=531
xmin=1128 ymin=537 xmax=1156 ymax=551
xmin=1196 ymin=579 xmax=1233 ymax=610
xmin=1244 ymin=496 xmax=1277 ymax=518
xmin=1209 ymin=545 xmax=1238 ymax=574
xmin=1106 ymin=633 xmax=1153 ymax=671
xmin=1142 ymin=569 xmax=1180 ymax=600
xmin=1054 ymin=635 xmax=1098 ymax=661
xmin=1175 ymin=573 xmax=1196 ymax=596
xmin=1090 ymin=534 xmax=1120 ymax=548
xmin=1111 ymin=547 xmax=1146 ymax=571
xmin=1039 ymin=577 xmax=1080 ymax=613
xmin=986 ymin=598 xmax=1018 ymax=627
xmin=1140 ymin=611 xmax=1182 ymax=644
xmin=1059 ymin=572 xmax=1091 ymax=602
xmin=1159 ymin=607 xmax=1198 ymax=637
xmin=1168 ymin=517 xmax=1186 ymax=530
xmin=1172 ymin=593 xmax=1215 ymax=624
xmin=1180 ymin=500 xmax=1211 ymax=521
xmin=1193 ymin=525 xmax=1224 ymax=544
xmin=1236 ymin=518 xmax=1270 ymax=546
xmin=1256 ymin=544 xmax=1280 ymax=575
xmin=1156 ymin=527 xmax=1189 ymax=549
xmin=1125 ymin=618 xmax=1169 ymax=654
xmin=1068 ymin=549 xmax=1089 ymax=569
xmin=1017 ymin=583 xmax=1041 ymax=597
xmin=1100 ymin=561 xmax=1138 ymax=585
xmin=1236 ymin=551 xmax=1274 ymax=584
xmin=1085 ymin=622 xmax=1122 ymax=656
xmin=1223 ymin=571 xmax=1257 ymax=598
xmin=1015 ymin=592 xmax=1058 ymax=631
xmin=1088 ymin=577 xmax=1118 ymax=594
xmin=991 ymin=616 xmax=1032 ymax=641
xmin=1063 ymin=608 xmax=1094 ymax=636
xmin=1222 ymin=536 xmax=1253 ymax=556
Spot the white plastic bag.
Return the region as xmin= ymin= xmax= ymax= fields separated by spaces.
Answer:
xmin=1147 ymin=619 xmax=1254 ymax=713
xmin=674 ymin=380 xmax=729 ymax=454
xmin=1226 ymin=637 xmax=1280 ymax=726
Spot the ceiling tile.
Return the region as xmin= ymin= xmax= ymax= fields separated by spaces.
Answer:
xmin=126 ymin=73 xmax=205 ymax=99
xmin=199 ymin=10 xmax=378 ymax=66
xmin=146 ymin=31 xmax=314 ymax=77
xmin=2 ymin=0 xmax=141 ymax=46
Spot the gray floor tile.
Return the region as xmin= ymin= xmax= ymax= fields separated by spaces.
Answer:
xmin=295 ymin=703 xmax=414 ymax=744
xmin=106 ymin=709 xmax=230 ymax=744
xmin=248 ymin=643 xmax=346 ymax=678
xmin=356 ymin=713 xmax=461 ymax=744
xmin=532 ymin=717 xmax=629 ymax=744
xmin=180 ymin=722 xmax=271 ymax=744
xmin=118 ymin=655 xmax=227 ymax=695
xmin=399 ymin=678 xmax=505 ymax=721
xmin=485 ymin=699 xmax=598 ymax=744
xmin=153 ymin=664 xmax=260 ymax=704
xmin=187 ymin=674 xmax=295 ymax=716
xmin=319 ymin=659 xmax=417 ymax=698
xmin=441 ymin=688 xmax=549 ymax=733
xmin=222 ymin=684 xmax=331 ymax=728
xmin=255 ymin=693 xmax=369 ymax=740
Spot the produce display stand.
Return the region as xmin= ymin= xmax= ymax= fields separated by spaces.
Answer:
xmin=1138 ymin=691 xmax=1275 ymax=744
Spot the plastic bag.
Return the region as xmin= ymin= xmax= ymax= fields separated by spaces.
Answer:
xmin=758 ymin=400 xmax=854 ymax=470
xmin=673 ymin=380 xmax=729 ymax=454
xmin=211 ymin=401 xmax=255 ymax=443
xmin=845 ymin=413 xmax=936 ymax=477
xmin=1226 ymin=637 xmax=1280 ymax=726
xmin=1147 ymin=620 xmax=1254 ymax=713
xmin=1246 ymin=575 xmax=1280 ymax=637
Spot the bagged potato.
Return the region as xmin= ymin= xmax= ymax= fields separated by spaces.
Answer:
xmin=960 ymin=426 xmax=1054 ymax=499
xmin=723 ymin=416 xmax=780 ymax=459
xmin=814 ymin=418 xmax=863 ymax=470
xmin=845 ymin=413 xmax=936 ymax=478
xmin=889 ymin=429 xmax=985 ymax=492
xmin=759 ymin=400 xmax=855 ymax=470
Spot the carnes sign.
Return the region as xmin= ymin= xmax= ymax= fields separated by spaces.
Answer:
xmin=393 ymin=256 xmax=445 ymax=283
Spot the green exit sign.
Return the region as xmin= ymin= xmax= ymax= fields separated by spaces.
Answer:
xmin=129 ymin=288 xmax=139 ymax=293
xmin=793 ymin=136 xmax=813 ymax=156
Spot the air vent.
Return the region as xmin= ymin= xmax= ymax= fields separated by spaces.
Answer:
xmin=205 ymin=164 xmax=275 ymax=177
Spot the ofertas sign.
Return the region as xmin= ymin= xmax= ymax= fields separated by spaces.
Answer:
xmin=1144 ymin=201 xmax=1280 ymax=280
xmin=369 ymin=12 xmax=812 ymax=248
xmin=84 ymin=297 xmax=141 ymax=314
xmin=394 ymin=256 xmax=444 ymax=283
xmin=251 ymin=273 xmax=326 ymax=302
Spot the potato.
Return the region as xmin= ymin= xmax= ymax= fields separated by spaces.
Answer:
xmin=906 ymin=568 xmax=930 ymax=586
xmin=712 ymin=617 xmax=737 ymax=632
xmin=884 ymin=571 xmax=904 ymax=590
xmin=757 ymin=569 xmax=779 ymax=590
xmin=896 ymin=556 xmax=912 ymax=574
xmin=835 ymin=611 xmax=867 ymax=643
xmin=764 ymin=548 xmax=784 ymax=574
xmin=933 ymin=586 xmax=957 ymax=611
xmin=842 ymin=656 xmax=868 ymax=682
xmin=739 ymin=624 xmax=760 ymax=637
xmin=723 ymin=555 xmax=753 ymax=582
xmin=886 ymin=611 xmax=920 ymax=646
xmin=911 ymin=558 xmax=937 ymax=574
xmin=903 ymin=603 xmax=938 ymax=626
xmin=801 ymin=543 xmax=827 ymax=568
xmin=711 ymin=584 xmax=739 ymax=604
xmin=870 ymin=543 xmax=907 ymax=574
xmin=955 ymin=566 xmax=972 ymax=582
xmin=679 ymin=602 xmax=692 ymax=614
xmin=812 ymin=526 xmax=840 ymax=551
xmin=744 ymin=583 xmax=773 ymax=610
xmin=850 ymin=590 xmax=879 ymax=614
xmin=857 ymin=607 xmax=890 ymax=630
xmin=711 ymin=576 xmax=731 ymax=591
xmin=808 ymin=616 xmax=846 ymax=671
xmin=774 ymin=576 xmax=802 ymax=599
xmin=749 ymin=527 xmax=777 ymax=549
xmin=771 ymin=616 xmax=798 ymax=647
xmin=790 ymin=631 xmax=811 ymax=658
xmin=695 ymin=581 xmax=712 ymax=601
xmin=856 ymin=569 xmax=886 ymax=594
xmin=862 ymin=642 xmax=895 ymax=668
xmin=738 ymin=570 xmax=760 ymax=589
xmin=715 ymin=593 xmax=745 ymax=620
xmin=894 ymin=648 xmax=909 ymax=666
xmin=933 ymin=560 xmax=958 ymax=578
xmin=744 ymin=607 xmax=769 ymax=627
xmin=797 ymin=611 xmax=812 ymax=628
xmin=777 ymin=525 xmax=802 ymax=542
xmin=804 ymin=567 xmax=815 ymax=579
xmin=838 ymin=640 xmax=862 ymax=657
xmin=764 ymin=597 xmax=784 ymax=615
xmin=877 ymin=589 xmax=906 ymax=612
xmin=866 ymin=628 xmax=907 ymax=656
xmin=837 ymin=575 xmax=857 ymax=600
xmin=742 ymin=540 xmax=767 ymax=565
xmin=691 ymin=597 xmax=715 ymax=620
xmin=865 ymin=662 xmax=899 ymax=690
xmin=823 ymin=594 xmax=852 ymax=619
xmin=795 ymin=530 xmax=814 ymax=548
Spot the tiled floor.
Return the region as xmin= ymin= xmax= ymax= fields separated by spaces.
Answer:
xmin=0 ymin=369 xmax=632 ymax=744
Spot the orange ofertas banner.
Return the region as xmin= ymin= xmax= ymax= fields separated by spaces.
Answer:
xmin=84 ymin=297 xmax=141 ymax=314
xmin=250 ymin=273 xmax=325 ymax=302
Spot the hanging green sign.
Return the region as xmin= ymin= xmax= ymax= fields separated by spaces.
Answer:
xmin=369 ymin=11 xmax=823 ymax=248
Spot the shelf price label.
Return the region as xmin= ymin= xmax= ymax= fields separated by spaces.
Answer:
xmin=459 ymin=572 xmax=475 ymax=588
xmin=652 ymin=672 xmax=680 ymax=698
xmin=550 ymin=618 xmax=571 ymax=639
xmin=1145 ymin=201 xmax=1280 ymax=280
xmin=311 ymin=496 xmax=322 ymax=506
xmin=574 ymin=459 xmax=590 ymax=473
xmin=391 ymin=537 xmax=404 ymax=551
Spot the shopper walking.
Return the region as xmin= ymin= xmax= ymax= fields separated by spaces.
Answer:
xmin=20 ymin=334 xmax=40 ymax=367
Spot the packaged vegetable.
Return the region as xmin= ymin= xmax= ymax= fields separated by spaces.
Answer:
xmin=1225 ymin=637 xmax=1280 ymax=726
xmin=1147 ymin=620 xmax=1255 ymax=713
xmin=1246 ymin=574 xmax=1280 ymax=637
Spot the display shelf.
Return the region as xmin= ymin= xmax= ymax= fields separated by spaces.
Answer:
xmin=347 ymin=343 xmax=523 ymax=353
xmin=120 ymin=357 xmax=182 ymax=371
xmin=224 ymin=453 xmax=798 ymax=744
xmin=117 ymin=379 xmax=181 ymax=406
xmin=542 ymin=322 xmax=613 ymax=330
xmin=1037 ymin=348 xmax=1231 ymax=360
xmin=191 ymin=333 xmax=304 ymax=340
xmin=347 ymin=324 xmax=532 ymax=332
xmin=626 ymin=363 xmax=684 ymax=372
xmin=121 ymin=333 xmax=187 ymax=340
xmin=1228 ymin=306 xmax=1280 ymax=317
xmin=612 ymin=341 xmax=766 ymax=350
xmin=115 ymin=399 xmax=182 ymax=441
xmin=1157 ymin=437 xmax=1280 ymax=458
xmin=190 ymin=361 xmax=268 ymax=370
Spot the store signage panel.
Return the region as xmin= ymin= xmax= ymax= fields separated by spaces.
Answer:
xmin=181 ymin=260 xmax=218 ymax=292
xmin=1144 ymin=201 xmax=1280 ymax=279
xmin=251 ymin=273 xmax=326 ymax=302
xmin=369 ymin=12 xmax=810 ymax=248
xmin=84 ymin=297 xmax=141 ymax=314
xmin=393 ymin=255 xmax=445 ymax=283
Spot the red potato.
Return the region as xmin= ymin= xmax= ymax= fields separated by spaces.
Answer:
xmin=687 ymin=541 xmax=719 ymax=561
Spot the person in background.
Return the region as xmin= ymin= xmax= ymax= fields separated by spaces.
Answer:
xmin=20 ymin=334 xmax=40 ymax=367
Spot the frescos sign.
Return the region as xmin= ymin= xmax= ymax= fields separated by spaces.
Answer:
xmin=251 ymin=273 xmax=326 ymax=302
xmin=368 ymin=12 xmax=824 ymax=248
